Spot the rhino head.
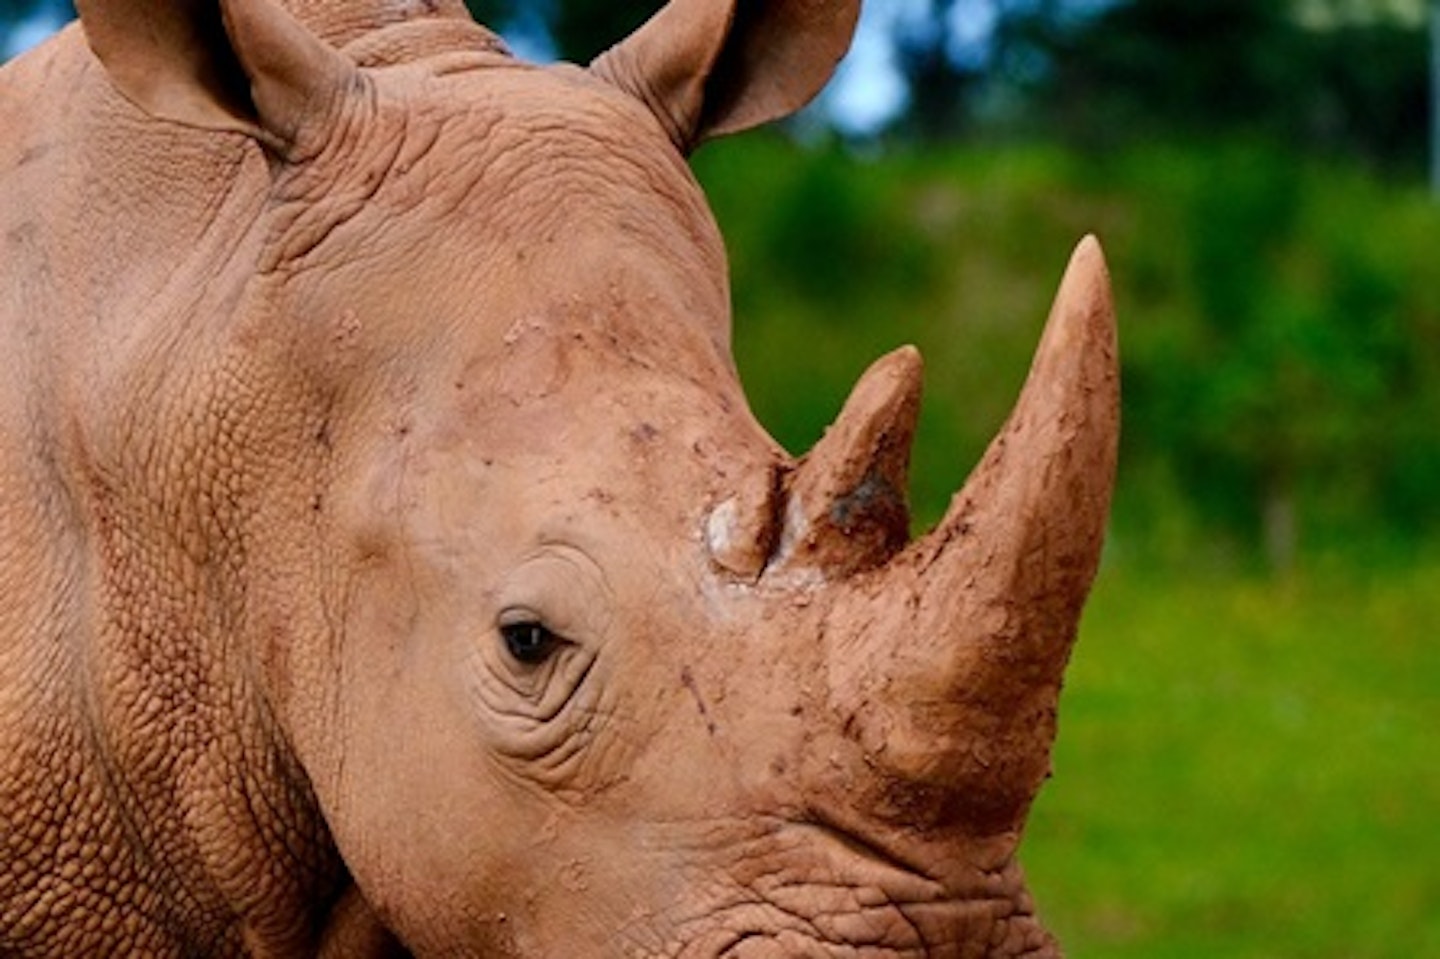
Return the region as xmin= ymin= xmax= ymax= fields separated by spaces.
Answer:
xmin=72 ymin=0 xmax=1118 ymax=954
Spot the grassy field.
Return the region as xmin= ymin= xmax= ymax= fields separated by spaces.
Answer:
xmin=1022 ymin=565 xmax=1440 ymax=958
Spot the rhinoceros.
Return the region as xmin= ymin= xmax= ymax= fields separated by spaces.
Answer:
xmin=0 ymin=0 xmax=1118 ymax=955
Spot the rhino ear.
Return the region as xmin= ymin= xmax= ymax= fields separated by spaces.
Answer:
xmin=77 ymin=0 xmax=356 ymax=155
xmin=591 ymin=0 xmax=860 ymax=152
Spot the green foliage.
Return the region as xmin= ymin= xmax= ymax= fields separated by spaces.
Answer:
xmin=693 ymin=135 xmax=1440 ymax=567
xmin=1049 ymin=0 xmax=1308 ymax=132
xmin=1106 ymin=143 xmax=1440 ymax=566
xmin=1038 ymin=0 xmax=1431 ymax=175
xmin=1025 ymin=564 xmax=1440 ymax=957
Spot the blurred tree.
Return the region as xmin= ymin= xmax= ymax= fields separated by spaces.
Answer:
xmin=889 ymin=0 xmax=1080 ymax=140
xmin=1110 ymin=140 xmax=1440 ymax=567
xmin=890 ymin=0 xmax=979 ymax=139
xmin=464 ymin=0 xmax=653 ymax=62
xmin=1046 ymin=0 xmax=1304 ymax=133
xmin=1307 ymin=19 xmax=1429 ymax=169
xmin=1033 ymin=0 xmax=1429 ymax=173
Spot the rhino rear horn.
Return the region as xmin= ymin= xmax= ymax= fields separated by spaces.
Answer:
xmin=78 ymin=0 xmax=356 ymax=155
xmin=770 ymin=347 xmax=922 ymax=579
xmin=591 ymin=0 xmax=861 ymax=152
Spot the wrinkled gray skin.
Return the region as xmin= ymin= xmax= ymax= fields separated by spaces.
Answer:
xmin=0 ymin=0 xmax=1120 ymax=956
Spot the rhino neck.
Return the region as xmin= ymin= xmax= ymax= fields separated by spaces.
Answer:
xmin=23 ymin=286 xmax=363 ymax=954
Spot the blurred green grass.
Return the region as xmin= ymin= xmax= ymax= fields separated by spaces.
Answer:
xmin=1025 ymin=566 xmax=1440 ymax=958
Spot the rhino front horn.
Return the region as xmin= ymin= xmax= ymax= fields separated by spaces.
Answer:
xmin=771 ymin=346 xmax=923 ymax=579
xmin=831 ymin=237 xmax=1119 ymax=832
xmin=924 ymin=234 xmax=1119 ymax=645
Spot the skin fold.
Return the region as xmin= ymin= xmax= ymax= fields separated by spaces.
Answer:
xmin=0 ymin=0 xmax=1119 ymax=955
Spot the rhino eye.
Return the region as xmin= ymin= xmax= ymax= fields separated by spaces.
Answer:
xmin=500 ymin=621 xmax=562 ymax=666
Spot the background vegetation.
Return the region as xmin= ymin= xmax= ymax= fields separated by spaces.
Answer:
xmin=691 ymin=134 xmax=1440 ymax=955
xmin=695 ymin=135 xmax=1440 ymax=571
xmin=4 ymin=1 xmax=1437 ymax=955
